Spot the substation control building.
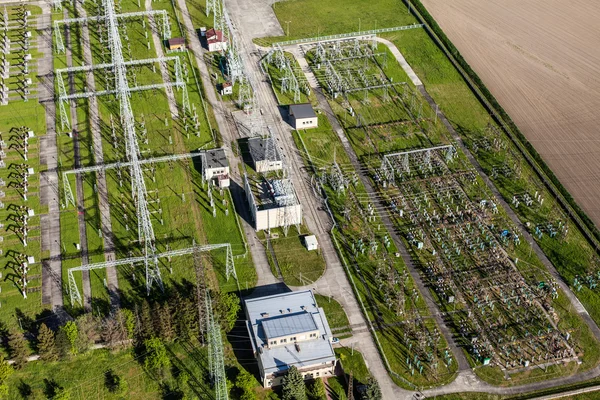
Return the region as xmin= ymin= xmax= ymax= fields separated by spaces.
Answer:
xmin=245 ymin=290 xmax=337 ymax=387
xmin=244 ymin=175 xmax=302 ymax=232
xmin=201 ymin=148 xmax=230 ymax=188
xmin=289 ymin=103 xmax=318 ymax=129
xmin=206 ymin=28 xmax=227 ymax=52
xmin=248 ymin=136 xmax=283 ymax=173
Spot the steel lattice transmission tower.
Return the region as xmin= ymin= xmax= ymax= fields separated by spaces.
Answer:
xmin=206 ymin=291 xmax=228 ymax=400
xmin=102 ymin=0 xmax=163 ymax=295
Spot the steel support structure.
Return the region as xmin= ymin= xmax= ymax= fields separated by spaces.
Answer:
xmin=62 ymin=151 xmax=205 ymax=206
xmin=206 ymin=291 xmax=228 ymax=400
xmin=381 ymin=145 xmax=455 ymax=185
xmin=55 ymin=56 xmax=186 ymax=131
xmin=54 ymin=9 xmax=171 ymax=53
xmin=68 ymin=243 xmax=237 ymax=305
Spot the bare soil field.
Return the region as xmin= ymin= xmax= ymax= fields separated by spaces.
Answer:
xmin=421 ymin=0 xmax=600 ymax=227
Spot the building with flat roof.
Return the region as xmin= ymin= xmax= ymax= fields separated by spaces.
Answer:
xmin=245 ymin=290 xmax=337 ymax=387
xmin=289 ymin=103 xmax=318 ymax=129
xmin=303 ymin=235 xmax=318 ymax=251
xmin=244 ymin=175 xmax=302 ymax=233
xmin=201 ymin=148 xmax=230 ymax=188
xmin=248 ymin=137 xmax=283 ymax=173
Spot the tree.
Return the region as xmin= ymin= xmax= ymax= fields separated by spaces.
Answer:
xmin=308 ymin=378 xmax=326 ymax=400
xmin=138 ymin=300 xmax=155 ymax=341
xmin=61 ymin=321 xmax=79 ymax=355
xmin=75 ymin=314 xmax=99 ymax=353
xmin=105 ymin=369 xmax=127 ymax=394
xmin=0 ymin=354 xmax=14 ymax=398
xmin=364 ymin=377 xmax=382 ymax=400
xmin=170 ymin=292 xmax=198 ymax=339
xmin=8 ymin=329 xmax=29 ymax=369
xmin=281 ymin=366 xmax=306 ymax=400
xmin=241 ymin=391 xmax=258 ymax=400
xmin=37 ymin=323 xmax=58 ymax=362
xmin=155 ymin=303 xmax=175 ymax=342
xmin=144 ymin=337 xmax=170 ymax=373
xmin=235 ymin=370 xmax=255 ymax=392
xmin=119 ymin=308 xmax=135 ymax=339
xmin=217 ymin=292 xmax=240 ymax=332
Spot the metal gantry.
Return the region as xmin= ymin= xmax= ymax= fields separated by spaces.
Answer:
xmin=380 ymin=145 xmax=456 ymax=185
xmin=206 ymin=291 xmax=228 ymax=400
xmin=54 ymin=9 xmax=171 ymax=53
xmin=61 ymin=151 xmax=205 ymax=207
xmin=55 ymin=56 xmax=187 ymax=131
xmin=68 ymin=243 xmax=237 ymax=306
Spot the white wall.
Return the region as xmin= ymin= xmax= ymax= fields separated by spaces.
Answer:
xmin=294 ymin=117 xmax=318 ymax=129
xmin=256 ymin=159 xmax=283 ymax=173
xmin=254 ymin=204 xmax=302 ymax=232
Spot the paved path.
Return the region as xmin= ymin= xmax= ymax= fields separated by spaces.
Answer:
xmin=63 ymin=7 xmax=92 ymax=312
xmin=224 ymin=1 xmax=412 ymax=398
xmin=37 ymin=2 xmax=63 ymax=309
xmin=174 ymin=0 xmax=276 ymax=290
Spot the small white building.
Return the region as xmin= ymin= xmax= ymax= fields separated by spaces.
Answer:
xmin=244 ymin=175 xmax=302 ymax=232
xmin=220 ymin=81 xmax=233 ymax=96
xmin=248 ymin=136 xmax=283 ymax=173
xmin=245 ymin=290 xmax=337 ymax=387
xmin=303 ymin=235 xmax=318 ymax=251
xmin=289 ymin=103 xmax=318 ymax=130
xmin=201 ymin=148 xmax=230 ymax=188
xmin=206 ymin=28 xmax=227 ymax=52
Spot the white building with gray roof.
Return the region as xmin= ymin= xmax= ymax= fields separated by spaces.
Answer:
xmin=200 ymin=148 xmax=230 ymax=188
xmin=248 ymin=137 xmax=283 ymax=173
xmin=244 ymin=290 xmax=337 ymax=387
xmin=289 ymin=103 xmax=318 ymax=129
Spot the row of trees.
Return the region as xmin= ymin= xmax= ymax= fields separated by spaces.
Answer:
xmin=281 ymin=366 xmax=382 ymax=400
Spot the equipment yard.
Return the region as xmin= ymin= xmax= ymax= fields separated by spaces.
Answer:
xmin=1 ymin=0 xmax=599 ymax=399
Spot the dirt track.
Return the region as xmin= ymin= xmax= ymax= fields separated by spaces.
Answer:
xmin=420 ymin=0 xmax=600 ymax=227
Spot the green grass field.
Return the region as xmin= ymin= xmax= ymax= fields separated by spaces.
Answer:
xmin=266 ymin=226 xmax=326 ymax=287
xmin=254 ymin=0 xmax=416 ymax=46
xmin=314 ymin=293 xmax=351 ymax=337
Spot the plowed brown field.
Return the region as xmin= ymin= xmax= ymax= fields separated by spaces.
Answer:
xmin=421 ymin=0 xmax=600 ymax=226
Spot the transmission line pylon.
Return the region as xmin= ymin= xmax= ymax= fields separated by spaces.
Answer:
xmin=206 ymin=291 xmax=228 ymax=400
xmin=103 ymin=0 xmax=162 ymax=294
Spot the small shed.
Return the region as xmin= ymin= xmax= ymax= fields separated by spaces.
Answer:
xmin=303 ymin=235 xmax=318 ymax=251
xmin=167 ymin=37 xmax=185 ymax=51
xmin=289 ymin=103 xmax=318 ymax=130
xmin=220 ymin=81 xmax=233 ymax=96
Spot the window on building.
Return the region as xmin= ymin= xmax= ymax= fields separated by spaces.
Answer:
xmin=316 ymin=372 xmax=320 ymax=377
xmin=280 ymin=338 xmax=287 ymax=344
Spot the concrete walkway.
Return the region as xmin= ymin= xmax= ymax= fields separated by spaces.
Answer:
xmin=173 ymin=0 xmax=276 ymax=291
xmin=37 ymin=2 xmax=64 ymax=309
